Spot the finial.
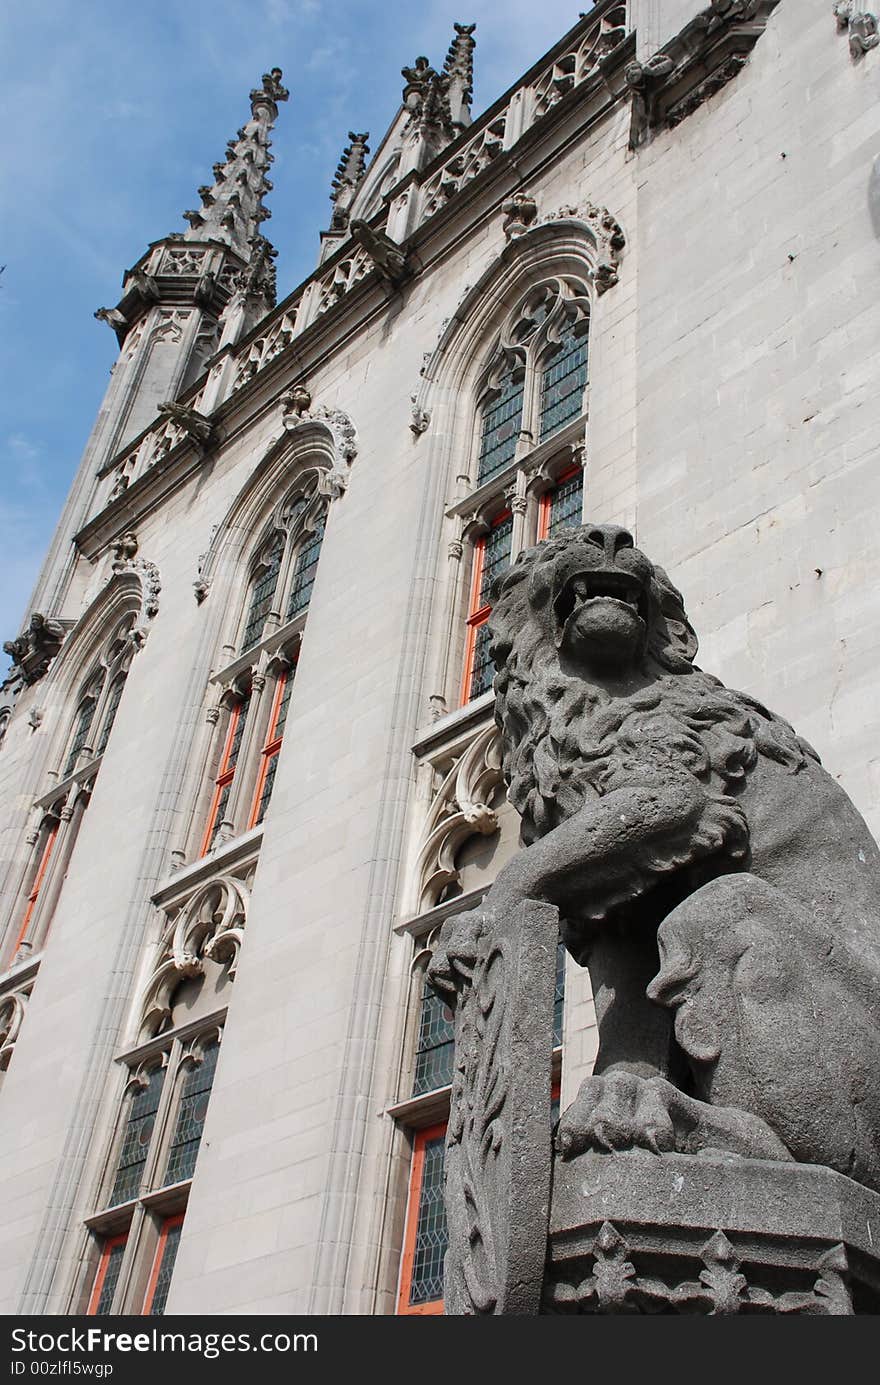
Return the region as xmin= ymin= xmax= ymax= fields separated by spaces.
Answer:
xmin=328 ymin=132 xmax=370 ymax=234
xmin=444 ymin=21 xmax=476 ymax=126
xmin=251 ymin=68 xmax=290 ymax=116
xmin=181 ymin=69 xmax=288 ymax=263
xmin=402 ymin=56 xmax=437 ymax=110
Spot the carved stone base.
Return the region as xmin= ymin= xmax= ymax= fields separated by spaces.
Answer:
xmin=544 ymin=1151 xmax=880 ymax=1314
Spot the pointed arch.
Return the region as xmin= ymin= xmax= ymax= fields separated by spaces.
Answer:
xmin=412 ymin=214 xmax=621 ymax=417
xmin=195 ymin=405 xmax=357 ymax=601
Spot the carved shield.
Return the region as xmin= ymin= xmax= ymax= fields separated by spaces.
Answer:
xmin=443 ymin=898 xmax=559 ymax=1314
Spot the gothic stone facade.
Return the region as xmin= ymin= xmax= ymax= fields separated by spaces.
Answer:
xmin=0 ymin=1 xmax=878 ymax=1315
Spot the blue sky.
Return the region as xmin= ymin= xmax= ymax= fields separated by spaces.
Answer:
xmin=0 ymin=0 xmax=589 ymax=650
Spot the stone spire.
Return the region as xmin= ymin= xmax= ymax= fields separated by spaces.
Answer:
xmin=182 ymin=68 xmax=289 ymax=260
xmin=329 ymin=132 xmax=370 ymax=233
xmin=444 ymin=22 xmax=476 ymax=128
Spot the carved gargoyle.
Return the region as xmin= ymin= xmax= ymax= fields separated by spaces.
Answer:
xmin=156 ymin=401 xmax=215 ymax=451
xmin=350 ymin=221 xmax=413 ymax=288
xmin=3 ymin=612 xmax=66 ymax=684
xmin=429 ymin=524 xmax=880 ymax=1196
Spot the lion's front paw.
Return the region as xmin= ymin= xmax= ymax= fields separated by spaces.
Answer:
xmin=555 ymin=1073 xmax=676 ymax=1160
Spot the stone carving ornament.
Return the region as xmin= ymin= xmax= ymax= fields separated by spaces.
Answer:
xmin=834 ymin=2 xmax=880 ymax=55
xmin=429 ymin=523 xmax=880 ymax=1311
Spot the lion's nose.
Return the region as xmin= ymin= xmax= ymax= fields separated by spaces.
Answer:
xmin=585 ymin=525 xmax=634 ymax=563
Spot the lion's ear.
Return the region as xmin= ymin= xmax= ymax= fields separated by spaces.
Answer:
xmin=649 ymin=565 xmax=699 ymax=671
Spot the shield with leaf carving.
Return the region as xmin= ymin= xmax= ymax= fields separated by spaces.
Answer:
xmin=443 ymin=898 xmax=559 ymax=1314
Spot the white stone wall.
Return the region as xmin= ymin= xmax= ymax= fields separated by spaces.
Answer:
xmin=632 ymin=1 xmax=880 ymax=836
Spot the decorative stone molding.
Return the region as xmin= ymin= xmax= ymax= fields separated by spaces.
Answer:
xmin=542 ymin=1150 xmax=880 ymax=1314
xmin=414 ymin=724 xmax=502 ymax=911
xmin=0 ymin=974 xmax=35 ymax=1075
xmin=111 ymin=532 xmax=138 ymax=563
xmin=282 ymin=382 xmax=312 ymax=418
xmin=109 ymin=551 xmax=161 ymax=626
xmin=545 ymin=1220 xmax=854 ymax=1315
xmin=410 ymin=398 xmax=431 ymax=435
xmin=280 ymin=398 xmax=358 ymax=499
xmin=834 ymin=2 xmax=880 ymax=56
xmin=138 ymin=874 xmax=249 ymax=1038
xmin=501 ymin=191 xmax=538 ymax=241
xmin=626 ymin=0 xmax=782 ymax=146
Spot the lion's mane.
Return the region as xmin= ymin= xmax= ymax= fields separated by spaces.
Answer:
xmin=487 ymin=531 xmax=818 ymax=848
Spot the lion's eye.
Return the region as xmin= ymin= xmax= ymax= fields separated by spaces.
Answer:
xmin=572 ymin=578 xmax=588 ymax=599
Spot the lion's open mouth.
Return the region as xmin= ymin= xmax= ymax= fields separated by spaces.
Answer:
xmin=559 ymin=569 xmax=648 ymax=625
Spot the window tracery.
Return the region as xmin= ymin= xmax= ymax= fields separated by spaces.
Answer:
xmin=80 ymin=865 xmax=248 ymax=1318
xmin=2 ymin=614 xmax=138 ymax=976
xmin=191 ymin=473 xmax=330 ymax=862
xmin=456 ymin=278 xmax=589 ymax=705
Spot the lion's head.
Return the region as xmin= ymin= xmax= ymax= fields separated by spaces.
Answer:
xmin=489 ymin=524 xmax=698 ymax=684
xmin=487 ymin=524 xmax=816 ymax=847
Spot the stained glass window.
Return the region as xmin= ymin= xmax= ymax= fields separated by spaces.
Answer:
xmin=89 ymin=1236 xmax=127 ymax=1316
xmin=163 ymin=1042 xmax=219 ymax=1186
xmin=64 ymin=686 xmax=102 ymax=777
xmin=109 ymin=1066 xmax=164 ymax=1206
xmin=553 ymin=941 xmax=566 ymax=1048
xmin=406 ymin=1134 xmax=448 ymax=1308
xmin=251 ymin=668 xmax=295 ymax=827
xmin=539 ymin=320 xmax=588 ymax=441
xmin=145 ymin=1218 xmax=184 ymax=1316
xmin=201 ymin=693 xmax=251 ymax=855
xmin=413 ymin=984 xmax=455 ymax=1097
xmin=543 ymin=469 xmax=584 ymax=539
xmin=464 ymin=515 xmax=513 ymax=703
xmin=96 ymin=677 xmax=126 ymax=756
xmin=240 ymin=537 xmax=283 ymax=652
xmin=286 ymin=515 xmax=326 ymax=619
xmin=477 ymin=364 xmax=524 ymax=485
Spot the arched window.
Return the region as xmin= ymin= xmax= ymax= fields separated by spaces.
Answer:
xmin=538 ymin=316 xmax=589 ymax=440
xmin=457 ymin=279 xmax=590 ymax=703
xmin=200 ymin=684 xmax=252 ymax=856
xmin=286 ymin=511 xmax=326 ymax=620
xmin=95 ymin=675 xmax=126 ymax=756
xmin=2 ymin=615 xmax=138 ymax=971
xmin=63 ymin=673 xmax=105 ymax=777
xmin=236 ymin=490 xmax=329 ymax=656
xmin=239 ymin=534 xmax=284 ymax=654
xmin=190 ymin=469 xmax=335 ymax=861
xmin=81 ymin=871 xmax=248 ymax=1316
xmin=61 ymin=617 xmax=137 ymax=778
xmin=474 ymin=281 xmax=588 ymax=487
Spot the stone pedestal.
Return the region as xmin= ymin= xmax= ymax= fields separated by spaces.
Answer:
xmin=544 ymin=1151 xmax=880 ymax=1314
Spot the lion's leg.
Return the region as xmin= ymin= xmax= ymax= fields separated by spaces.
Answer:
xmin=582 ymin=929 xmax=675 ymax=1080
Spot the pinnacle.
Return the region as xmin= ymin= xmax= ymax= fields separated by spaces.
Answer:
xmin=181 ymin=69 xmax=289 ymax=262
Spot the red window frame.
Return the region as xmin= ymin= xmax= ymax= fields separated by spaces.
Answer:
xmin=397 ymin=1083 xmax=562 ymax=1316
xmin=397 ymin=1122 xmax=447 ymax=1316
xmin=460 ymin=510 xmax=511 ymax=706
xmin=142 ymin=1212 xmax=185 ymax=1315
xmin=538 ymin=464 xmax=582 ymax=542
xmin=199 ymin=704 xmax=244 ymax=858
xmin=87 ymin=1232 xmax=128 ymax=1315
xmin=247 ymin=671 xmax=288 ymax=829
xmin=10 ymin=822 xmax=59 ymax=961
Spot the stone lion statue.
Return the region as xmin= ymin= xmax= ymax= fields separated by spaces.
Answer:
xmin=429 ymin=523 xmax=880 ymax=1193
